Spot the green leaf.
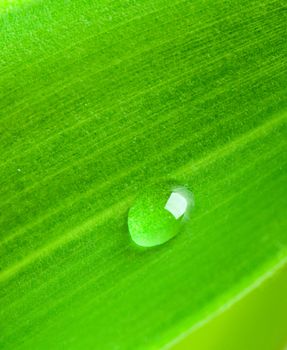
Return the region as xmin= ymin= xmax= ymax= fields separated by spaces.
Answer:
xmin=0 ymin=0 xmax=286 ymax=349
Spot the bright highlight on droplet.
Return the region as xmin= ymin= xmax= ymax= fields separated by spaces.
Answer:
xmin=128 ymin=183 xmax=194 ymax=247
xmin=164 ymin=192 xmax=188 ymax=219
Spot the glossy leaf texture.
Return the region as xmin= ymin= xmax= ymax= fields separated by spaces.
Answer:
xmin=0 ymin=0 xmax=286 ymax=349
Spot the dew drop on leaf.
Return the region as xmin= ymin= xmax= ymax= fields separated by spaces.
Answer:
xmin=128 ymin=183 xmax=194 ymax=247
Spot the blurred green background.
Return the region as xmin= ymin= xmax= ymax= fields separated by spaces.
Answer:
xmin=173 ymin=263 xmax=287 ymax=350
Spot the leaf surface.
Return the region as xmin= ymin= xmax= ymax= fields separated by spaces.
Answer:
xmin=0 ymin=0 xmax=286 ymax=349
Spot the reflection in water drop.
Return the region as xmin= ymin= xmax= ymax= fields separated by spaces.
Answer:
xmin=128 ymin=183 xmax=194 ymax=247
xmin=164 ymin=192 xmax=188 ymax=219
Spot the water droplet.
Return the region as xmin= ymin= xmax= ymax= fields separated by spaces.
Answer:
xmin=128 ymin=183 xmax=194 ymax=247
